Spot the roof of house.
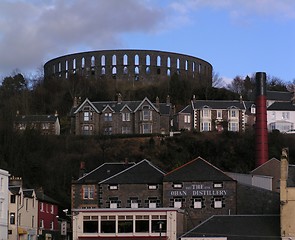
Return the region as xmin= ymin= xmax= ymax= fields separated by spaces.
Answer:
xmin=9 ymin=186 xmax=21 ymax=195
xmin=14 ymin=114 xmax=59 ymax=123
xmin=74 ymin=97 xmax=171 ymax=115
xmin=163 ymin=157 xmax=234 ymax=182
xmin=178 ymin=104 xmax=192 ymax=114
xmin=266 ymin=90 xmax=293 ymax=101
xmin=36 ymin=190 xmax=59 ymax=204
xmin=23 ymin=189 xmax=35 ymax=198
xmin=99 ymin=159 xmax=165 ymax=184
xmin=267 ymin=101 xmax=295 ymax=111
xmin=75 ymin=162 xmax=135 ymax=183
xmin=192 ymin=100 xmax=245 ymax=110
xmin=180 ymin=215 xmax=280 ymax=240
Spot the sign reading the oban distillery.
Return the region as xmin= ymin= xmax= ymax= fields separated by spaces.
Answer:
xmin=168 ymin=183 xmax=227 ymax=197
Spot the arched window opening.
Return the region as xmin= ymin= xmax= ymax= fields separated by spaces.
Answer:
xmin=198 ymin=64 xmax=202 ymax=73
xmin=135 ymin=54 xmax=139 ymax=65
xmin=135 ymin=66 xmax=140 ymax=75
xmin=167 ymin=57 xmax=171 ymax=68
xmin=91 ymin=56 xmax=95 ymax=67
xmin=177 ymin=59 xmax=180 ymax=69
xmin=73 ymin=59 xmax=76 ymax=69
xmin=101 ymin=67 xmax=105 ymax=75
xmin=146 ymin=67 xmax=150 ymax=74
xmin=58 ymin=62 xmax=61 ymax=72
xmin=123 ymin=54 xmax=128 ymax=66
xmin=146 ymin=55 xmax=150 ymax=66
xmin=101 ymin=55 xmax=106 ymax=66
xmin=167 ymin=69 xmax=171 ymax=76
xmin=123 ymin=66 xmax=128 ymax=75
xmin=192 ymin=62 xmax=195 ymax=72
xmin=82 ymin=57 xmax=85 ymax=69
xmin=185 ymin=60 xmax=188 ymax=71
xmin=112 ymin=66 xmax=117 ymax=75
xmin=112 ymin=55 xmax=117 ymax=66
xmin=53 ymin=65 xmax=56 ymax=74
xmin=65 ymin=60 xmax=68 ymax=71
xmin=157 ymin=56 xmax=161 ymax=67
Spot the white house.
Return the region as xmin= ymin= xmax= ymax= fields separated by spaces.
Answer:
xmin=0 ymin=169 xmax=9 ymax=240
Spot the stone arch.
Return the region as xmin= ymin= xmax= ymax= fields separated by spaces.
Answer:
xmin=146 ymin=55 xmax=150 ymax=66
xmin=123 ymin=54 xmax=128 ymax=66
xmin=101 ymin=55 xmax=106 ymax=66
xmin=112 ymin=55 xmax=117 ymax=66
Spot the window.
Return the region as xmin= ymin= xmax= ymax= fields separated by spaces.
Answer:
xmin=173 ymin=183 xmax=183 ymax=189
xmin=83 ymin=111 xmax=93 ymax=121
xmin=151 ymin=217 xmax=167 ymax=233
xmin=110 ymin=200 xmax=118 ymax=209
xmin=11 ymin=195 xmax=16 ymax=204
xmin=83 ymin=216 xmax=98 ymax=233
xmin=229 ymin=122 xmax=239 ymax=132
xmin=83 ymin=185 xmax=94 ymax=199
xmin=108 ymin=185 xmax=118 ymax=190
xmin=148 ymin=199 xmax=157 ymax=208
xmin=217 ymin=110 xmax=222 ymax=119
xmin=40 ymin=202 xmax=44 ymax=212
xmin=271 ymin=111 xmax=276 ymax=120
xmin=26 ymin=199 xmax=28 ymax=211
xmin=31 ymin=216 xmax=34 ymax=228
xmin=104 ymin=127 xmax=112 ymax=135
xmin=148 ymin=185 xmax=158 ymax=190
xmin=122 ymin=126 xmax=131 ymax=134
xmin=184 ymin=115 xmax=191 ymax=123
xmin=142 ymin=106 xmax=152 ymax=121
xmin=0 ymin=201 xmax=2 ymax=217
xmin=202 ymin=122 xmax=211 ymax=131
xmin=42 ymin=123 xmax=50 ymax=129
xmin=282 ymin=112 xmax=290 ymax=120
xmin=174 ymin=198 xmax=183 ymax=208
xmin=229 ymin=109 xmax=237 ymax=118
xmin=193 ymin=198 xmax=203 ymax=209
xmin=202 ymin=108 xmax=210 ymax=118
xmin=136 ymin=216 xmax=149 ymax=232
xmin=213 ymin=197 xmax=223 ymax=208
xmin=250 ymin=105 xmax=256 ymax=114
xmin=104 ymin=113 xmax=112 ymax=121
xmin=82 ymin=125 xmax=93 ymax=135
xmin=131 ymin=200 xmax=138 ymax=208
xmin=213 ymin=182 xmax=223 ymax=188
xmin=50 ymin=221 xmax=54 ymax=230
xmin=122 ymin=112 xmax=130 ymax=121
xmin=101 ymin=216 xmax=115 ymax=233
xmin=118 ymin=218 xmax=133 ymax=233
xmin=10 ymin=213 xmax=15 ymax=224
xmin=40 ymin=219 xmax=44 ymax=228
xmin=51 ymin=205 xmax=54 ymax=214
xmin=142 ymin=124 xmax=152 ymax=134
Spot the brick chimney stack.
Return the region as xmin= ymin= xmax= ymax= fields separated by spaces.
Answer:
xmin=255 ymin=72 xmax=269 ymax=167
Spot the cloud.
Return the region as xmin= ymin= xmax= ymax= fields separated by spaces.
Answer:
xmin=0 ymin=0 xmax=166 ymax=77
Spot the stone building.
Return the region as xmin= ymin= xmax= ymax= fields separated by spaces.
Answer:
xmin=72 ymin=96 xmax=172 ymax=135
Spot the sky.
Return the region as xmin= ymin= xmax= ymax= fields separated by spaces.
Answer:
xmin=1 ymin=0 xmax=295 ymax=85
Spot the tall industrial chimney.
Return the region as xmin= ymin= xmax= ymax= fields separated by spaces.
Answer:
xmin=255 ymin=72 xmax=268 ymax=167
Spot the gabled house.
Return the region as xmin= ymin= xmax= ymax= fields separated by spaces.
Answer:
xmin=14 ymin=113 xmax=60 ymax=135
xmin=162 ymin=157 xmax=237 ymax=231
xmin=177 ymin=97 xmax=246 ymax=132
xmin=98 ymin=159 xmax=165 ymax=209
xmin=71 ymin=161 xmax=135 ymax=209
xmin=72 ymin=95 xmax=172 ymax=135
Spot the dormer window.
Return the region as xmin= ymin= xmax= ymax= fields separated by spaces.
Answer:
xmin=83 ymin=111 xmax=93 ymax=122
xmin=104 ymin=113 xmax=112 ymax=122
xmin=142 ymin=106 xmax=152 ymax=121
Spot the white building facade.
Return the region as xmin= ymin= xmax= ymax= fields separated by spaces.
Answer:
xmin=0 ymin=169 xmax=9 ymax=240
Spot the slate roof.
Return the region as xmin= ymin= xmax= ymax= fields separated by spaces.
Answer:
xmin=180 ymin=215 xmax=280 ymax=240
xmin=74 ymin=97 xmax=171 ymax=115
xmin=9 ymin=186 xmax=21 ymax=195
xmin=192 ymin=100 xmax=245 ymax=110
xmin=14 ymin=115 xmax=58 ymax=123
xmin=178 ymin=105 xmax=192 ymax=114
xmin=163 ymin=157 xmax=234 ymax=182
xmin=267 ymin=90 xmax=293 ymax=101
xmin=75 ymin=162 xmax=135 ymax=183
xmin=267 ymin=101 xmax=295 ymax=111
xmin=99 ymin=159 xmax=165 ymax=184
xmin=36 ymin=190 xmax=59 ymax=204
xmin=23 ymin=189 xmax=34 ymax=198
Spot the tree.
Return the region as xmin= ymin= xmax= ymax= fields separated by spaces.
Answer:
xmin=212 ymin=71 xmax=224 ymax=88
xmin=267 ymin=76 xmax=287 ymax=91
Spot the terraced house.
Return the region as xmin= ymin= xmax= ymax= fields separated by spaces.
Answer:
xmin=72 ymin=95 xmax=172 ymax=135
